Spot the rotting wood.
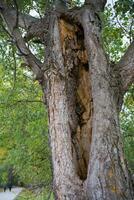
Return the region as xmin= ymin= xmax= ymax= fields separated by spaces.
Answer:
xmin=59 ymin=18 xmax=92 ymax=180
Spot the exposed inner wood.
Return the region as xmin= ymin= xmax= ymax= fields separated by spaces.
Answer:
xmin=59 ymin=19 xmax=92 ymax=180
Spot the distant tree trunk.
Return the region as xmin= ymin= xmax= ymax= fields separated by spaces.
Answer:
xmin=1 ymin=1 xmax=134 ymax=199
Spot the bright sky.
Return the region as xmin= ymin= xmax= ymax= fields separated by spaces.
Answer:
xmin=107 ymin=0 xmax=115 ymax=5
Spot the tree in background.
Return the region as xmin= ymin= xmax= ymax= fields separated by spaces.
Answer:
xmin=0 ymin=0 xmax=134 ymax=199
xmin=0 ymin=64 xmax=51 ymax=188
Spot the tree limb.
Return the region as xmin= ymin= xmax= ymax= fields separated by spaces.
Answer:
xmin=117 ymin=41 xmax=134 ymax=92
xmin=0 ymin=0 xmax=50 ymax=43
xmin=85 ymin=0 xmax=107 ymax=12
xmin=0 ymin=4 xmax=43 ymax=80
xmin=0 ymin=0 xmax=38 ymax=29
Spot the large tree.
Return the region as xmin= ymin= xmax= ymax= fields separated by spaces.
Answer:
xmin=0 ymin=0 xmax=134 ymax=199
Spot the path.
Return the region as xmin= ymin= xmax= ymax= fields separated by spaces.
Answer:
xmin=0 ymin=187 xmax=23 ymax=200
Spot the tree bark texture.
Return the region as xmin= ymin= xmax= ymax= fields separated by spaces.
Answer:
xmin=42 ymin=10 xmax=134 ymax=200
xmin=81 ymin=8 xmax=134 ymax=200
xmin=43 ymin=14 xmax=92 ymax=199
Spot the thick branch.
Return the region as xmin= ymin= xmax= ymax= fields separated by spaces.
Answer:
xmin=0 ymin=1 xmax=38 ymax=29
xmin=0 ymin=5 xmax=43 ymax=80
xmin=54 ymin=0 xmax=67 ymax=11
xmin=118 ymin=41 xmax=134 ymax=92
xmin=85 ymin=0 xmax=107 ymax=12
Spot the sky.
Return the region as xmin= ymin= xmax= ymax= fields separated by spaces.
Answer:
xmin=107 ymin=0 xmax=112 ymax=3
xmin=107 ymin=0 xmax=115 ymax=5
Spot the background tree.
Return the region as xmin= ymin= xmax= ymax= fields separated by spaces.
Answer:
xmin=0 ymin=63 xmax=52 ymax=187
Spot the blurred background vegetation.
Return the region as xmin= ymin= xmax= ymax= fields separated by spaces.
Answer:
xmin=0 ymin=0 xmax=133 ymax=199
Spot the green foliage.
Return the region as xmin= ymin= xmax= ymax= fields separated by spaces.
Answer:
xmin=102 ymin=0 xmax=134 ymax=61
xmin=4 ymin=0 xmax=46 ymax=15
xmin=102 ymin=6 xmax=125 ymax=61
xmin=0 ymin=63 xmax=52 ymax=186
xmin=114 ymin=0 xmax=134 ymax=16
xmin=0 ymin=165 xmax=8 ymax=186
xmin=0 ymin=0 xmax=52 ymax=189
xmin=120 ymin=85 xmax=134 ymax=172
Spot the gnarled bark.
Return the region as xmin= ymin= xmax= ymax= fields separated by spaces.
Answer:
xmin=117 ymin=41 xmax=134 ymax=92
xmin=82 ymin=8 xmax=134 ymax=200
xmin=43 ymin=11 xmax=134 ymax=199
xmin=43 ymin=15 xmax=88 ymax=199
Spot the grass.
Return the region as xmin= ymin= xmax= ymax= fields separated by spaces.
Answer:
xmin=15 ymin=189 xmax=54 ymax=200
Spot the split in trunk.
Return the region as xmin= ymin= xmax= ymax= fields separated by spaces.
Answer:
xmin=42 ymin=12 xmax=134 ymax=199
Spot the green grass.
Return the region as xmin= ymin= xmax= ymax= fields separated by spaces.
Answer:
xmin=15 ymin=189 xmax=54 ymax=200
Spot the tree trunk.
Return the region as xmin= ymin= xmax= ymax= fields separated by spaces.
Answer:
xmin=43 ymin=15 xmax=88 ymax=200
xmin=82 ymin=8 xmax=134 ymax=200
xmin=41 ymin=8 xmax=134 ymax=200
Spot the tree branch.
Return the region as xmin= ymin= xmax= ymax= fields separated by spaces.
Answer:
xmin=0 ymin=1 xmax=38 ymax=29
xmin=85 ymin=0 xmax=107 ymax=12
xmin=117 ymin=41 xmax=134 ymax=92
xmin=0 ymin=3 xmax=44 ymax=80
xmin=0 ymin=1 xmax=50 ymax=43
